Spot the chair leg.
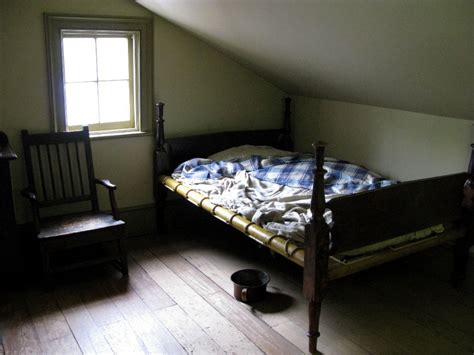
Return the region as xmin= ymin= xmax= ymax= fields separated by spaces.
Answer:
xmin=118 ymin=237 xmax=128 ymax=277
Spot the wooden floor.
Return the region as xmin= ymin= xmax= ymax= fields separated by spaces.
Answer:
xmin=1 ymin=216 xmax=473 ymax=354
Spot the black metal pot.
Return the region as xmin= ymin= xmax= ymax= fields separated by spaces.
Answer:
xmin=231 ymin=269 xmax=270 ymax=303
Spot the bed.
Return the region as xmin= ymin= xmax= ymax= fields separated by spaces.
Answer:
xmin=153 ymin=98 xmax=473 ymax=353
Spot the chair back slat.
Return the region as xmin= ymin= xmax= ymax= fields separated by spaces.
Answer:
xmin=35 ymin=145 xmax=48 ymax=200
xmin=55 ymin=144 xmax=67 ymax=198
xmin=45 ymin=144 xmax=57 ymax=200
xmin=65 ymin=143 xmax=76 ymax=197
xmin=22 ymin=127 xmax=98 ymax=210
xmin=74 ymin=141 xmax=85 ymax=196
xmin=83 ymin=133 xmax=99 ymax=212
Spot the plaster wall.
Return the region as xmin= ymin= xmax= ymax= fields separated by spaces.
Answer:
xmin=294 ymin=96 xmax=471 ymax=181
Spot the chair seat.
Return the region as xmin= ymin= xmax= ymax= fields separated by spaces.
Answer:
xmin=38 ymin=213 xmax=125 ymax=239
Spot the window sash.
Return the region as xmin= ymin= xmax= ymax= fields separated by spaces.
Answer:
xmin=60 ymin=31 xmax=139 ymax=133
xmin=44 ymin=15 xmax=153 ymax=137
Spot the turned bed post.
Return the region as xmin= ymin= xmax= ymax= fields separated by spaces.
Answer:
xmin=452 ymin=143 xmax=474 ymax=286
xmin=463 ymin=144 xmax=474 ymax=210
xmin=154 ymin=102 xmax=171 ymax=235
xmin=278 ymin=97 xmax=294 ymax=151
xmin=468 ymin=144 xmax=474 ymax=177
xmin=303 ymin=142 xmax=330 ymax=354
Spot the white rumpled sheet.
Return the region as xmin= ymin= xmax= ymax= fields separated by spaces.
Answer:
xmin=176 ymin=170 xmax=336 ymax=244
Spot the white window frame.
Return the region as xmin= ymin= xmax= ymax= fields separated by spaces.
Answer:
xmin=45 ymin=15 xmax=153 ymax=138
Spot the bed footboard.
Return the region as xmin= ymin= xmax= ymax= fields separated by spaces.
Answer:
xmin=328 ymin=172 xmax=468 ymax=253
xmin=302 ymin=143 xmax=473 ymax=353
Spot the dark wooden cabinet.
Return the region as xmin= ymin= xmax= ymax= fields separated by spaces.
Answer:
xmin=0 ymin=132 xmax=22 ymax=275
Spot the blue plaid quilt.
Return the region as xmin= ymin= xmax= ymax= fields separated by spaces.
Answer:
xmin=172 ymin=154 xmax=397 ymax=194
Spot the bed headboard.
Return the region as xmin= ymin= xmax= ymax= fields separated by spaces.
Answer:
xmin=164 ymin=130 xmax=289 ymax=170
xmin=154 ymin=98 xmax=293 ymax=174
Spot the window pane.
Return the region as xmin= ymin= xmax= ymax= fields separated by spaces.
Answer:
xmin=97 ymin=37 xmax=130 ymax=81
xmin=65 ymin=82 xmax=99 ymax=126
xmin=98 ymin=81 xmax=131 ymax=123
xmin=62 ymin=37 xmax=97 ymax=83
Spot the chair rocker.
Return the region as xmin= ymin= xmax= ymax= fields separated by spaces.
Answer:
xmin=21 ymin=127 xmax=128 ymax=283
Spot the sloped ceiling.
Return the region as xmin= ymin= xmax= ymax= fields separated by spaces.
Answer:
xmin=138 ymin=0 xmax=473 ymax=120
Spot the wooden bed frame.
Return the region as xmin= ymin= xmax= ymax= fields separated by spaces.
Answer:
xmin=153 ymin=98 xmax=473 ymax=353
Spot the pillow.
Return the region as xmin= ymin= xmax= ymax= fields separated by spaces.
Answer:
xmin=208 ymin=145 xmax=294 ymax=161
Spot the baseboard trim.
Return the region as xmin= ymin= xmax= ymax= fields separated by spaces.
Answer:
xmin=120 ymin=203 xmax=156 ymax=238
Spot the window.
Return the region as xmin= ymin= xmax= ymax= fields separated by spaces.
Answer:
xmin=45 ymin=15 xmax=153 ymax=137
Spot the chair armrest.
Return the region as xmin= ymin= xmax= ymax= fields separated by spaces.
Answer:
xmin=95 ymin=178 xmax=117 ymax=191
xmin=21 ymin=188 xmax=37 ymax=202
xmin=95 ymin=178 xmax=120 ymax=220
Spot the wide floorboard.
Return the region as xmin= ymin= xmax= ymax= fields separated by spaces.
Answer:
xmin=1 ymin=218 xmax=473 ymax=354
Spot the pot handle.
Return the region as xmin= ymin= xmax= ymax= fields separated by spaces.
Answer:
xmin=241 ymin=288 xmax=248 ymax=302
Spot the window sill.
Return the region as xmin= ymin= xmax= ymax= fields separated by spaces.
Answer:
xmin=89 ymin=130 xmax=153 ymax=141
